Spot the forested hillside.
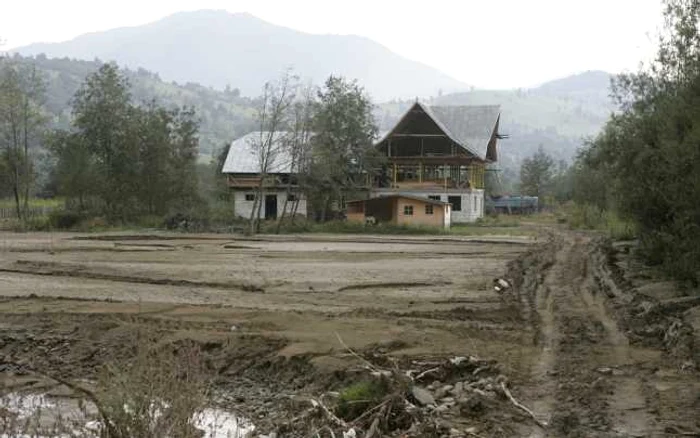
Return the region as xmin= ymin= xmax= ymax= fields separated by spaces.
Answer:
xmin=16 ymin=54 xmax=614 ymax=167
xmin=22 ymin=54 xmax=257 ymax=157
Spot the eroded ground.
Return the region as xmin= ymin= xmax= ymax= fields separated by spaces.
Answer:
xmin=0 ymin=230 xmax=698 ymax=437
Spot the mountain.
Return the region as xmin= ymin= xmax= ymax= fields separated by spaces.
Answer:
xmin=16 ymin=10 xmax=469 ymax=101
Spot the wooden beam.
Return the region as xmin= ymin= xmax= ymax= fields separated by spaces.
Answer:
xmin=390 ymin=134 xmax=448 ymax=138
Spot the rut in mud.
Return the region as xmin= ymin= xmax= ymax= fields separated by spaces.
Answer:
xmin=509 ymin=231 xmax=700 ymax=437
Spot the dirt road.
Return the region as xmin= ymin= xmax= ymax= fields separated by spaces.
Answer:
xmin=512 ymin=232 xmax=699 ymax=437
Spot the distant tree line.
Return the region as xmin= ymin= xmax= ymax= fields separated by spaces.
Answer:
xmin=571 ymin=0 xmax=700 ymax=285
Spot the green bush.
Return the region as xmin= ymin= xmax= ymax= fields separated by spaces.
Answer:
xmin=566 ymin=203 xmax=636 ymax=240
xmin=336 ymin=379 xmax=390 ymax=421
xmin=48 ymin=209 xmax=84 ymax=229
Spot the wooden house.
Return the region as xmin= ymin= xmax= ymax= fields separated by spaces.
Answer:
xmin=346 ymin=194 xmax=451 ymax=228
xmin=371 ymin=102 xmax=501 ymax=223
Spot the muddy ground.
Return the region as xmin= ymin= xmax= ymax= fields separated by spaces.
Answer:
xmin=0 ymin=229 xmax=698 ymax=437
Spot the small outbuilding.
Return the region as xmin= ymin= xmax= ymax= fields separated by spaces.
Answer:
xmin=346 ymin=194 xmax=452 ymax=229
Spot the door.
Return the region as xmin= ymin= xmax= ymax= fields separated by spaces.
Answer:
xmin=265 ymin=194 xmax=277 ymax=220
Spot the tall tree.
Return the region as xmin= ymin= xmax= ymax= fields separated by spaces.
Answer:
xmin=248 ymin=70 xmax=298 ymax=234
xmin=0 ymin=58 xmax=46 ymax=222
xmin=519 ymin=146 xmax=554 ymax=200
xmin=309 ymin=76 xmax=379 ymax=221
xmin=276 ymin=83 xmax=315 ymax=232
xmin=575 ymin=0 xmax=700 ymax=284
xmin=71 ymin=63 xmax=135 ymax=217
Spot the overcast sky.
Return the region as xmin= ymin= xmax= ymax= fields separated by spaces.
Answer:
xmin=2 ymin=0 xmax=664 ymax=89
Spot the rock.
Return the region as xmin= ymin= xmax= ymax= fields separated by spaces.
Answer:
xmin=435 ymin=404 xmax=450 ymax=413
xmin=596 ymin=367 xmax=613 ymax=375
xmin=451 ymin=381 xmax=464 ymax=396
xmin=435 ymin=385 xmax=453 ymax=399
xmin=459 ymin=393 xmax=488 ymax=417
xmin=450 ymin=356 xmax=467 ymax=365
xmin=440 ymin=397 xmax=455 ymax=404
xmin=230 ymin=325 xmax=238 ymax=331
xmin=449 ymin=428 xmax=462 ymax=436
xmin=342 ymin=429 xmax=356 ymax=438
xmin=411 ymin=385 xmax=436 ymax=406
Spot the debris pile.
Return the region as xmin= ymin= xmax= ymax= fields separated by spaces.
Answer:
xmin=257 ymin=353 xmax=545 ymax=438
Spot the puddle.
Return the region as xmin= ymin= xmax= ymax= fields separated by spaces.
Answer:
xmin=1 ymin=392 xmax=254 ymax=438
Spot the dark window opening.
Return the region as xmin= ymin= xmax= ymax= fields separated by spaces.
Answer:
xmin=288 ymin=194 xmax=297 ymax=202
xmin=448 ymin=196 xmax=461 ymax=211
xmin=403 ymin=205 xmax=414 ymax=216
xmin=245 ymin=193 xmax=255 ymax=201
xmin=428 ymin=195 xmax=441 ymax=201
xmin=425 ymin=205 xmax=434 ymax=215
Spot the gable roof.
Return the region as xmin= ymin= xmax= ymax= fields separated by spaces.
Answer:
xmin=221 ymin=131 xmax=294 ymax=174
xmin=377 ymin=102 xmax=501 ymax=162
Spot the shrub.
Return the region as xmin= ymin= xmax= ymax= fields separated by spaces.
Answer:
xmin=336 ymin=379 xmax=390 ymax=421
xmin=48 ymin=209 xmax=84 ymax=230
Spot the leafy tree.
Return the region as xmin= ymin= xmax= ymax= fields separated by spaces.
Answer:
xmin=52 ymin=63 xmax=201 ymax=220
xmin=519 ymin=146 xmax=554 ymax=200
xmin=309 ymin=76 xmax=380 ymax=220
xmin=71 ymin=63 xmax=135 ymax=216
xmin=574 ymin=0 xmax=700 ymax=285
xmin=0 ymin=58 xmax=46 ymax=221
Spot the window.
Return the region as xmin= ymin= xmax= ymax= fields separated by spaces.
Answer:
xmin=428 ymin=195 xmax=441 ymax=201
xmin=448 ymin=196 xmax=461 ymax=211
xmin=245 ymin=193 xmax=255 ymax=201
xmin=288 ymin=194 xmax=297 ymax=202
xmin=403 ymin=205 xmax=414 ymax=216
xmin=425 ymin=205 xmax=434 ymax=215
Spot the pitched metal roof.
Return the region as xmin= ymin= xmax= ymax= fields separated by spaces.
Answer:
xmin=376 ymin=102 xmax=501 ymax=161
xmin=221 ymin=131 xmax=294 ymax=174
xmin=425 ymin=104 xmax=500 ymax=160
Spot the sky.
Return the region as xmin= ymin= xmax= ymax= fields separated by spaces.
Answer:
xmin=1 ymin=0 xmax=665 ymax=89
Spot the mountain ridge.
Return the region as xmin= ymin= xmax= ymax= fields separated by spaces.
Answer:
xmin=16 ymin=10 xmax=470 ymax=101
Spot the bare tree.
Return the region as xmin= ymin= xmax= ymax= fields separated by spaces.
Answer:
xmin=275 ymin=83 xmax=315 ymax=232
xmin=248 ymin=70 xmax=298 ymax=234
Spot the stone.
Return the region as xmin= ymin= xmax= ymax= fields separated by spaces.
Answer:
xmin=596 ymin=367 xmax=613 ymax=375
xmin=459 ymin=393 xmax=488 ymax=417
xmin=411 ymin=385 xmax=436 ymax=406
xmin=451 ymin=381 xmax=464 ymax=396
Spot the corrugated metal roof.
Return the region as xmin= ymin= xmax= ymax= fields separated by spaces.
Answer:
xmin=375 ymin=102 xmax=500 ymax=161
xmin=427 ymin=104 xmax=500 ymax=160
xmin=221 ymin=131 xmax=294 ymax=174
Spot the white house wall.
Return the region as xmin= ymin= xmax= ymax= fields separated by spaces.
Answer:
xmin=233 ymin=190 xmax=307 ymax=219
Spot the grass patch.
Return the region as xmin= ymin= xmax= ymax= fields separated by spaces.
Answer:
xmin=0 ymin=197 xmax=64 ymax=209
xmin=563 ymin=203 xmax=636 ymax=240
xmin=336 ymin=379 xmax=390 ymax=421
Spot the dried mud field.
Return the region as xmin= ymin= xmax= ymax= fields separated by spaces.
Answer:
xmin=0 ymin=230 xmax=698 ymax=437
